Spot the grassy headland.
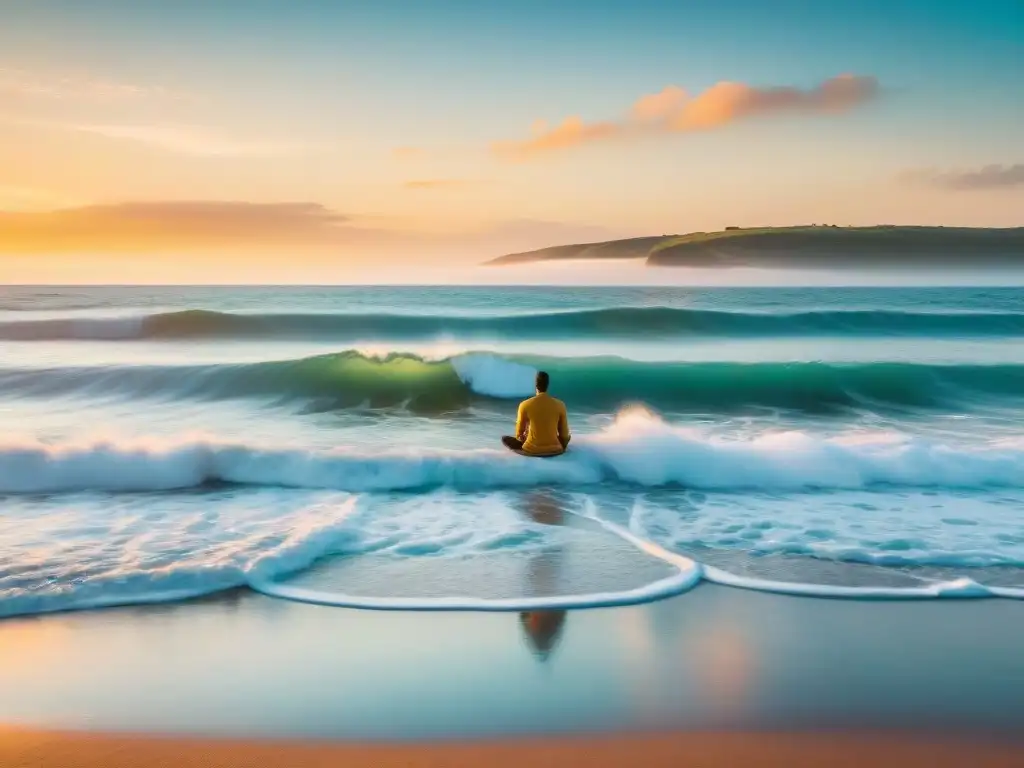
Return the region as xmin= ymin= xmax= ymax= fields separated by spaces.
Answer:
xmin=482 ymin=226 xmax=1024 ymax=269
xmin=483 ymin=235 xmax=670 ymax=266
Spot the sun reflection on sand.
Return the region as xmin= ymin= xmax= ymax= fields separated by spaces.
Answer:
xmin=692 ymin=622 xmax=757 ymax=715
xmin=609 ymin=589 xmax=761 ymax=724
xmin=0 ymin=619 xmax=74 ymax=682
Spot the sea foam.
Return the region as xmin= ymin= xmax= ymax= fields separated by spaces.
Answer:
xmin=3 ymin=483 xmax=1021 ymax=622
xmin=5 ymin=411 xmax=1024 ymax=620
xmin=6 ymin=409 xmax=1024 ymax=495
xmin=0 ymin=496 xmax=363 ymax=619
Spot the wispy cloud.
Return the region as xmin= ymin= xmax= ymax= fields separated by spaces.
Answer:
xmin=392 ymin=146 xmax=426 ymax=161
xmin=903 ymin=164 xmax=1024 ymax=191
xmin=2 ymin=112 xmax=311 ymax=157
xmin=78 ymin=200 xmax=349 ymax=228
xmin=493 ymin=74 xmax=879 ymax=160
xmin=66 ymin=122 xmax=304 ymax=157
xmin=0 ymin=66 xmax=180 ymax=102
xmin=403 ymin=178 xmax=482 ymax=190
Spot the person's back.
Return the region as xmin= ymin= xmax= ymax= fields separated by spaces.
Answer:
xmin=502 ymin=371 xmax=570 ymax=456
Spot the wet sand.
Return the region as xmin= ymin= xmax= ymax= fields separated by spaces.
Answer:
xmin=3 ymin=583 xmax=1024 ymax=739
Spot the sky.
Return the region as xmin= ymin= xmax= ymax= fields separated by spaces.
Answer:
xmin=0 ymin=0 xmax=1022 ymax=283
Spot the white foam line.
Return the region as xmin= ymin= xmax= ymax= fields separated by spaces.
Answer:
xmin=0 ymin=585 xmax=232 ymax=620
xmin=251 ymin=498 xmax=1024 ymax=611
xmin=567 ymin=503 xmax=1017 ymax=601
xmin=701 ymin=566 xmax=1003 ymax=600
xmin=248 ymin=500 xmax=704 ymax=612
xmin=988 ymin=585 xmax=1024 ymax=599
xmin=248 ymin=571 xmax=698 ymax=612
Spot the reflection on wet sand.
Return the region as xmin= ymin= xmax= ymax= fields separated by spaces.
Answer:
xmin=518 ymin=489 xmax=568 ymax=661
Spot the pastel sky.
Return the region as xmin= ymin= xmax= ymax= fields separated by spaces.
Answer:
xmin=0 ymin=0 xmax=1022 ymax=282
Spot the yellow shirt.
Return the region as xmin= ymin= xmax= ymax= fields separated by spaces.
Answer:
xmin=516 ymin=392 xmax=570 ymax=455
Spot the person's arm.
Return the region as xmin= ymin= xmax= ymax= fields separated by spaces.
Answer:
xmin=516 ymin=402 xmax=529 ymax=441
xmin=558 ymin=404 xmax=571 ymax=448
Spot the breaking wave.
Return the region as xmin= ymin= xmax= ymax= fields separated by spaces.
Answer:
xmin=4 ymin=350 xmax=1024 ymax=413
xmin=7 ymin=409 xmax=1024 ymax=495
xmin=5 ymin=409 xmax=1024 ymax=620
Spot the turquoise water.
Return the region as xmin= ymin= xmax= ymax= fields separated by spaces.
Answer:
xmin=3 ymin=285 xmax=1024 ymax=618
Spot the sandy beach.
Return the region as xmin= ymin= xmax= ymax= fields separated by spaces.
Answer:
xmin=3 ymin=727 xmax=1023 ymax=768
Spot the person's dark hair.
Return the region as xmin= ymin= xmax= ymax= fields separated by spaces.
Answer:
xmin=535 ymin=370 xmax=550 ymax=393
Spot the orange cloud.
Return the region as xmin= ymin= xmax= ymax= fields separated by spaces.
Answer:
xmin=631 ymin=85 xmax=688 ymax=121
xmin=0 ymin=201 xmax=636 ymax=283
xmin=493 ymin=74 xmax=879 ymax=160
xmin=492 ymin=116 xmax=619 ymax=160
xmin=0 ymin=201 xmax=358 ymax=253
xmin=392 ymin=146 xmax=426 ymax=161
xmin=676 ymin=74 xmax=878 ymax=129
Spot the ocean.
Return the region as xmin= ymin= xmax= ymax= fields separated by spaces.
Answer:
xmin=3 ymin=284 xmax=1024 ymax=619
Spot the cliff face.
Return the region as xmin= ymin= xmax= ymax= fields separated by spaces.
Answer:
xmin=482 ymin=227 xmax=1024 ymax=269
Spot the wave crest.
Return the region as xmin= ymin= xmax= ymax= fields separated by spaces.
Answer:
xmin=7 ymin=306 xmax=1024 ymax=341
xmin=5 ymin=350 xmax=1024 ymax=413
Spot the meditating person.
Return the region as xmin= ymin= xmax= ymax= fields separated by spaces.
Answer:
xmin=502 ymin=371 xmax=571 ymax=457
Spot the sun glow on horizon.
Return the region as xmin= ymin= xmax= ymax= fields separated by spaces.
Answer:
xmin=0 ymin=2 xmax=1020 ymax=283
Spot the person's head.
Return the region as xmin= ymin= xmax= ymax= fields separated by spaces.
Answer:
xmin=535 ymin=370 xmax=550 ymax=393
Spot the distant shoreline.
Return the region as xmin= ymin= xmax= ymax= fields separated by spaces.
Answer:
xmin=483 ymin=226 xmax=1024 ymax=269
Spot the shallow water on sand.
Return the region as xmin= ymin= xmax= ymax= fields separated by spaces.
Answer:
xmin=3 ymin=587 xmax=1024 ymax=737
